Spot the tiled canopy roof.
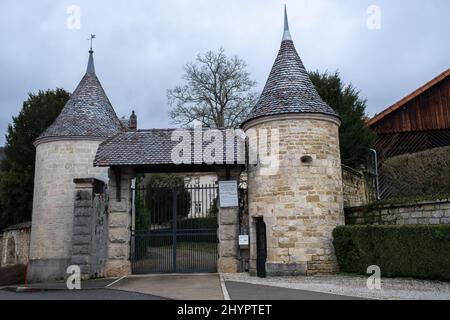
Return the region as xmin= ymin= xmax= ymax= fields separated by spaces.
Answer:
xmin=37 ymin=51 xmax=123 ymax=141
xmin=241 ymin=8 xmax=338 ymax=127
xmin=94 ymin=129 xmax=245 ymax=167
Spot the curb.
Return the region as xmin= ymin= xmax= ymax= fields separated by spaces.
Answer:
xmin=0 ymin=286 xmax=58 ymax=293
xmin=16 ymin=286 xmax=57 ymax=293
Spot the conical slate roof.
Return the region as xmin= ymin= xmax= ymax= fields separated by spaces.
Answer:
xmin=242 ymin=7 xmax=338 ymax=127
xmin=37 ymin=50 xmax=124 ymax=141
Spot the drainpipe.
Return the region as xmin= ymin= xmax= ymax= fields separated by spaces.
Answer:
xmin=369 ymin=149 xmax=381 ymax=201
xmin=130 ymin=178 xmax=136 ymax=261
xmin=131 ymin=178 xmax=136 ymax=231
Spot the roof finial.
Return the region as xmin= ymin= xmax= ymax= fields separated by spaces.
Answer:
xmin=88 ymin=34 xmax=96 ymax=52
xmin=86 ymin=34 xmax=96 ymax=74
xmin=282 ymin=4 xmax=292 ymax=41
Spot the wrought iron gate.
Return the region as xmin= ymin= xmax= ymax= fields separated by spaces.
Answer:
xmin=131 ymin=184 xmax=218 ymax=273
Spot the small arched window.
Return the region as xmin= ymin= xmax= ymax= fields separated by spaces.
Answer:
xmin=6 ymin=236 xmax=16 ymax=265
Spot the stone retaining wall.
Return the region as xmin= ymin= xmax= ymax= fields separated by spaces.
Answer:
xmin=342 ymin=165 xmax=376 ymax=208
xmin=345 ymin=199 xmax=450 ymax=225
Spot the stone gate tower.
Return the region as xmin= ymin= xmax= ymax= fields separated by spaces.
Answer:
xmin=28 ymin=49 xmax=123 ymax=281
xmin=242 ymin=7 xmax=344 ymax=276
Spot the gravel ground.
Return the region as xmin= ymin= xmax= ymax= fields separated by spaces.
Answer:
xmin=222 ymin=273 xmax=450 ymax=300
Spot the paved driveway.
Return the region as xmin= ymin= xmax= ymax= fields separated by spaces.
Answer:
xmin=0 ymin=274 xmax=365 ymax=300
xmin=110 ymin=274 xmax=225 ymax=300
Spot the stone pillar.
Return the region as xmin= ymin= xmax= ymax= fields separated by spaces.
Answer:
xmin=248 ymin=217 xmax=258 ymax=276
xmin=216 ymin=167 xmax=241 ymax=273
xmin=105 ymin=167 xmax=134 ymax=277
xmin=71 ymin=178 xmax=106 ymax=279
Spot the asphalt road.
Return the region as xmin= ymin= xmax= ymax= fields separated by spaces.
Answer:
xmin=0 ymin=275 xmax=365 ymax=300
xmin=0 ymin=288 xmax=167 ymax=300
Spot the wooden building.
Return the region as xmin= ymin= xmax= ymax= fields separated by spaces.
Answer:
xmin=367 ymin=68 xmax=450 ymax=198
xmin=368 ymin=68 xmax=450 ymax=160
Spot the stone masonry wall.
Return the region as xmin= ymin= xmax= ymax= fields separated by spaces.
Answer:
xmin=345 ymin=199 xmax=450 ymax=225
xmin=28 ymin=139 xmax=108 ymax=282
xmin=30 ymin=140 xmax=108 ymax=261
xmin=342 ymin=165 xmax=376 ymax=208
xmin=71 ymin=179 xmax=108 ymax=279
xmin=246 ymin=115 xmax=344 ymax=276
xmin=1 ymin=222 xmax=31 ymax=267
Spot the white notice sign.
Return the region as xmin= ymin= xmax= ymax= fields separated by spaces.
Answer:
xmin=239 ymin=235 xmax=249 ymax=246
xmin=218 ymin=180 xmax=239 ymax=208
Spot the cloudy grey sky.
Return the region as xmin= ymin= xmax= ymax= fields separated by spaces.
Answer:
xmin=0 ymin=0 xmax=449 ymax=145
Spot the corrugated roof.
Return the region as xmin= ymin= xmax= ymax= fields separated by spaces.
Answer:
xmin=37 ymin=51 xmax=124 ymax=141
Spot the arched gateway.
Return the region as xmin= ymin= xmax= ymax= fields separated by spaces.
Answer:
xmin=94 ymin=129 xmax=246 ymax=276
xmin=28 ymin=7 xmax=344 ymax=282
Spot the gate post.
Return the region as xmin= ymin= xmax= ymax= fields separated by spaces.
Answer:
xmin=71 ymin=178 xmax=106 ymax=279
xmin=172 ymin=189 xmax=177 ymax=272
xmin=105 ymin=167 xmax=134 ymax=277
xmin=216 ymin=167 xmax=241 ymax=273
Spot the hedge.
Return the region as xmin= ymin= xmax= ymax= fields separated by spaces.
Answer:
xmin=176 ymin=216 xmax=218 ymax=229
xmin=333 ymin=225 xmax=450 ymax=281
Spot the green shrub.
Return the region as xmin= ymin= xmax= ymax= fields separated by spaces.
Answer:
xmin=135 ymin=174 xmax=191 ymax=230
xmin=176 ymin=216 xmax=218 ymax=229
xmin=333 ymin=225 xmax=450 ymax=281
xmin=383 ymin=146 xmax=450 ymax=198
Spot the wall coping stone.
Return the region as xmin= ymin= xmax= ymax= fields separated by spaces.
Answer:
xmin=34 ymin=136 xmax=105 ymax=147
xmin=3 ymin=221 xmax=32 ymax=232
xmin=347 ymin=198 xmax=450 ymax=212
xmin=74 ymin=178 xmax=105 ymax=194
xmin=242 ymin=113 xmax=341 ymax=131
xmin=342 ymin=164 xmax=364 ymax=177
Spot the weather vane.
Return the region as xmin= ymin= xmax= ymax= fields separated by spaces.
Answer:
xmin=88 ymin=34 xmax=96 ymax=51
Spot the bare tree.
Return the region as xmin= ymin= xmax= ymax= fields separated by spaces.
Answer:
xmin=168 ymin=48 xmax=257 ymax=128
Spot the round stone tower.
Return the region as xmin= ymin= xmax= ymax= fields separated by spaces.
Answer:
xmin=28 ymin=49 xmax=124 ymax=281
xmin=241 ymin=7 xmax=344 ymax=276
